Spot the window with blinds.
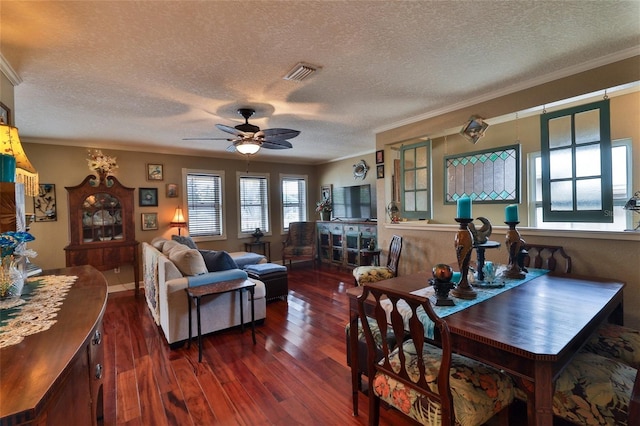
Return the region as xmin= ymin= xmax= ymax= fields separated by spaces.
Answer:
xmin=185 ymin=171 xmax=223 ymax=238
xmin=281 ymin=175 xmax=308 ymax=230
xmin=239 ymin=174 xmax=269 ymax=234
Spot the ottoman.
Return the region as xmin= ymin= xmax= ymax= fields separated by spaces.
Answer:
xmin=244 ymin=263 xmax=288 ymax=302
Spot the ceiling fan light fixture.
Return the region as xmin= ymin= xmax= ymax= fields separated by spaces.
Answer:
xmin=236 ymin=141 xmax=262 ymax=155
xmin=283 ymin=62 xmax=320 ymax=82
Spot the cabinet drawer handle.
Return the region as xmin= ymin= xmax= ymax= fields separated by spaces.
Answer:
xmin=95 ymin=363 xmax=103 ymax=380
xmin=92 ymin=330 xmax=102 ymax=345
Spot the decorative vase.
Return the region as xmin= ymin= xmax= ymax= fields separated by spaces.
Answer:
xmin=451 ymin=218 xmax=477 ymax=300
xmin=0 ymin=262 xmax=24 ymax=299
xmin=432 ymin=263 xmax=455 ymax=306
xmin=320 ymin=210 xmax=331 ymax=221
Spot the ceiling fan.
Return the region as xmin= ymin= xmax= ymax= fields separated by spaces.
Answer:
xmin=184 ymin=108 xmax=300 ymax=155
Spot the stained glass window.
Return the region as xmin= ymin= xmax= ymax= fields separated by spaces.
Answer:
xmin=444 ymin=144 xmax=520 ymax=204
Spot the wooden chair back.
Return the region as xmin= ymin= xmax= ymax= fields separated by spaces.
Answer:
xmin=358 ymin=282 xmax=455 ymax=425
xmin=523 ymin=243 xmax=572 ymax=273
xmin=385 ymin=235 xmax=403 ymax=276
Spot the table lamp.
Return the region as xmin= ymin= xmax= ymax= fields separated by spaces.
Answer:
xmin=169 ymin=206 xmax=187 ymax=235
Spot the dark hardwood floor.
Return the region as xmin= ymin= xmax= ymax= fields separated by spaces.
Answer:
xmin=102 ymin=264 xmax=536 ymax=425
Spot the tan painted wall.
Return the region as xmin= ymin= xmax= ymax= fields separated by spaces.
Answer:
xmin=372 ymin=58 xmax=640 ymax=328
xmin=22 ymin=143 xmax=319 ymax=283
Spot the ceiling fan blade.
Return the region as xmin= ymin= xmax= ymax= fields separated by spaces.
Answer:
xmin=182 ymin=137 xmax=234 ymax=141
xmin=261 ymin=128 xmax=300 ymax=141
xmin=262 ymin=140 xmax=293 ymax=150
xmin=216 ymin=123 xmax=245 ymax=136
xmin=225 ymin=144 xmax=238 ymax=152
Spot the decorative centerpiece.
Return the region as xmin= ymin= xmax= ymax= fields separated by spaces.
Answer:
xmin=368 ymin=237 xmax=376 ymax=251
xmin=252 ymin=227 xmax=264 ymax=243
xmin=87 ymin=149 xmax=118 ymax=187
xmin=316 ymin=198 xmax=332 ymax=221
xmin=0 ymin=231 xmax=36 ymax=299
xmin=451 ymin=197 xmax=477 ymax=299
xmin=431 ymin=263 xmax=455 ymax=306
xmin=502 ymin=204 xmax=526 ymax=279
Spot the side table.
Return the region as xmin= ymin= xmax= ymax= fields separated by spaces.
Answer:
xmin=244 ymin=241 xmax=271 ymax=262
xmin=359 ymin=249 xmax=381 ymax=266
xmin=185 ymin=278 xmax=256 ymax=362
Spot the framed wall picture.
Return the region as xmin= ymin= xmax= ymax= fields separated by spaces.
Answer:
xmin=376 ymin=164 xmax=385 ymax=179
xmin=147 ymin=163 xmax=164 ymax=181
xmin=139 ymin=188 xmax=158 ymax=206
xmin=141 ymin=213 xmax=158 ymax=230
xmin=376 ymin=149 xmax=384 ymax=164
xmin=320 ymin=184 xmax=332 ymax=202
xmin=34 ymin=183 xmax=57 ymax=221
xmin=166 ymin=183 xmax=178 ymax=198
xmin=0 ymin=102 xmax=11 ymax=125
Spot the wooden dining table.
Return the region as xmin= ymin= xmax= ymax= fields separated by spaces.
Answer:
xmin=346 ymin=271 xmax=625 ymax=426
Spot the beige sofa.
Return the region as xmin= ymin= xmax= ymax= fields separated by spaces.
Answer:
xmin=143 ymin=238 xmax=267 ymax=345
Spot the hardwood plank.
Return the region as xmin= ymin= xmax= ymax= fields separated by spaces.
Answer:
xmin=104 ymin=265 xmax=521 ymax=425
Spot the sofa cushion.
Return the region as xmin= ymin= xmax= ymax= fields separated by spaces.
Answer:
xmin=151 ymin=237 xmax=168 ymax=251
xmin=172 ymin=235 xmax=198 ymax=249
xmin=161 ymin=239 xmax=184 ymax=255
xmin=187 ymin=269 xmax=248 ymax=287
xmin=169 ymin=247 xmax=207 ymax=276
xmin=199 ymin=250 xmax=238 ymax=272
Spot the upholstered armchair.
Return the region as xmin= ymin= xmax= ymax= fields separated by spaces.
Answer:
xmin=282 ymin=221 xmax=317 ymax=268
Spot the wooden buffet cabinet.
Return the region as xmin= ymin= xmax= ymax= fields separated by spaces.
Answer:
xmin=0 ymin=265 xmax=107 ymax=425
xmin=64 ymin=175 xmax=139 ymax=294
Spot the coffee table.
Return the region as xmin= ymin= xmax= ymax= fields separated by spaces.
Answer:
xmin=185 ymin=278 xmax=256 ymax=362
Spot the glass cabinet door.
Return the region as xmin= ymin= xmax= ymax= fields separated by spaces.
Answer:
xmin=81 ymin=192 xmax=123 ymax=242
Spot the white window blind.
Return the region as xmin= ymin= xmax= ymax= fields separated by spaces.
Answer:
xmin=239 ymin=175 xmax=269 ymax=233
xmin=282 ymin=176 xmax=307 ymax=229
xmin=186 ymin=172 xmax=223 ymax=237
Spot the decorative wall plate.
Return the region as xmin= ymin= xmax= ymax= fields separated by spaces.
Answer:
xmin=353 ymin=159 xmax=369 ymax=179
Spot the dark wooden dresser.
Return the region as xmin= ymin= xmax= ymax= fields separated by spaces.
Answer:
xmin=0 ymin=265 xmax=107 ymax=425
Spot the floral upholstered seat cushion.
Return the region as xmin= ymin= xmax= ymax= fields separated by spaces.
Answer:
xmin=583 ymin=323 xmax=640 ymax=369
xmin=352 ymin=266 xmax=395 ymax=285
xmin=552 ymin=351 xmax=636 ymax=426
xmin=372 ymin=340 xmax=514 ymax=426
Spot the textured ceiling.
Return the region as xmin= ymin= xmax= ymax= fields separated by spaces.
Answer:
xmin=1 ymin=1 xmax=639 ymax=164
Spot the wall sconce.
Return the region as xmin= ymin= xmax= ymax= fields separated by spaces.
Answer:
xmin=460 ymin=116 xmax=489 ymax=144
xmin=0 ymin=123 xmax=39 ymax=196
xmin=169 ymin=206 xmax=187 ymax=235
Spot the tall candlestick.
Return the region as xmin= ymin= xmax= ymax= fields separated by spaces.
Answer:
xmin=457 ymin=196 xmax=472 ymax=219
xmin=505 ymin=204 xmax=519 ymax=222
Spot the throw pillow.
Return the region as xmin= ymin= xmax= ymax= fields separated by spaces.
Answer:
xmin=171 ymin=235 xmax=198 ymax=249
xmin=169 ymin=248 xmax=207 ymax=276
xmin=199 ymin=250 xmax=239 ymax=272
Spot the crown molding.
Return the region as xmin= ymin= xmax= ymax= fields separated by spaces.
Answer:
xmin=0 ymin=53 xmax=23 ymax=86
xmin=374 ymin=46 xmax=640 ymax=134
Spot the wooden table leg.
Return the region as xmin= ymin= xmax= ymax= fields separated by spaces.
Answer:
xmin=349 ymin=311 xmax=359 ymax=416
xmin=530 ymin=362 xmax=554 ymax=426
xmin=187 ymin=294 xmax=192 ymax=349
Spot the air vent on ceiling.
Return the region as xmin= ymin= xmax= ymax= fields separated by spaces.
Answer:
xmin=283 ymin=62 xmax=320 ymax=82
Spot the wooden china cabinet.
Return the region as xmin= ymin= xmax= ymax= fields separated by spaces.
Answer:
xmin=65 ymin=174 xmax=140 ymax=294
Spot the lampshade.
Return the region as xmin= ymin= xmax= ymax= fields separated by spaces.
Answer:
xmin=236 ymin=140 xmax=261 ymax=155
xmin=0 ymin=123 xmax=39 ymax=197
xmin=169 ymin=206 xmax=187 ymax=235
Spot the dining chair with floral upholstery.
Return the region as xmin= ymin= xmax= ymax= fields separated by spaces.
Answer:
xmin=521 ymin=243 xmax=572 ymax=273
xmin=357 ymin=282 xmax=514 ymax=426
xmin=353 ymin=235 xmax=402 ymax=286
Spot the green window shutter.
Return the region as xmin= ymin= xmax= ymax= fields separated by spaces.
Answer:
xmin=540 ymin=99 xmax=612 ymax=222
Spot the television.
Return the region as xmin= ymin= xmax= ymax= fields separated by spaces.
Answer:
xmin=332 ymin=184 xmax=372 ymax=220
